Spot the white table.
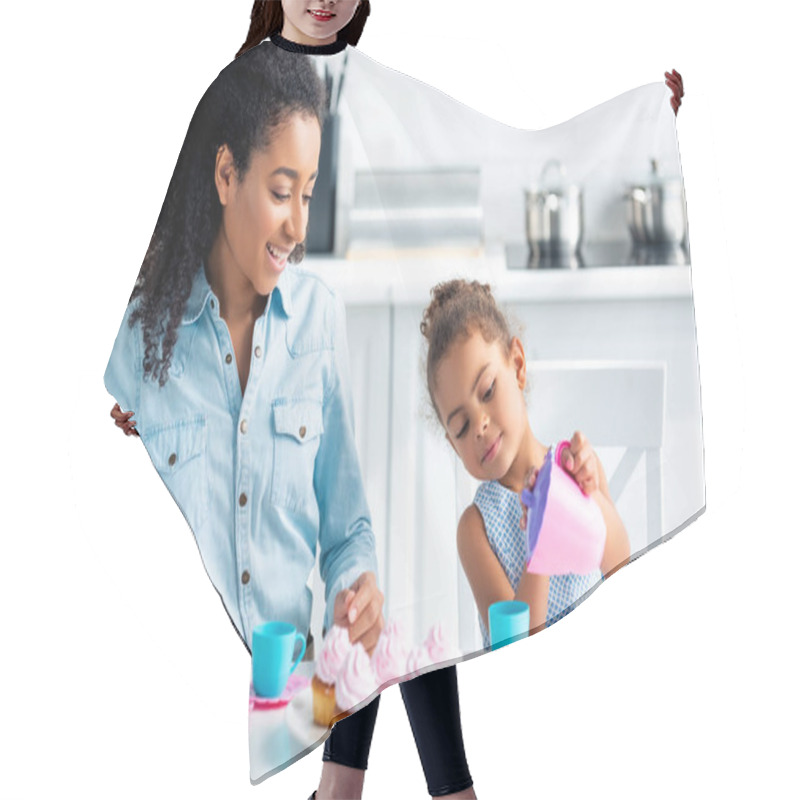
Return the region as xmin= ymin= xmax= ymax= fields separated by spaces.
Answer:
xmin=249 ymin=661 xmax=329 ymax=783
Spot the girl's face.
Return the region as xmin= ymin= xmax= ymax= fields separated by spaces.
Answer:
xmin=281 ymin=0 xmax=361 ymax=46
xmin=433 ymin=332 xmax=529 ymax=483
xmin=215 ymin=112 xmax=321 ymax=299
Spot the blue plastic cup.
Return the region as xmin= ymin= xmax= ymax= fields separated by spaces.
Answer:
xmin=252 ymin=621 xmax=306 ymax=698
xmin=488 ymin=600 xmax=531 ymax=651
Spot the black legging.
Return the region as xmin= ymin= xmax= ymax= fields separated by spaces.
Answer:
xmin=323 ymin=665 xmax=473 ymax=797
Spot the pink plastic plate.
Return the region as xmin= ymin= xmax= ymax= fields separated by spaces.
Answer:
xmin=249 ymin=673 xmax=310 ymax=711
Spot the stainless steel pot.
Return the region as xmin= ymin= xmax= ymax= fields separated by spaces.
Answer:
xmin=626 ymin=159 xmax=687 ymax=246
xmin=525 ymin=159 xmax=583 ymax=262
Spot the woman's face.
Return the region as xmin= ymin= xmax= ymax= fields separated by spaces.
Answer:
xmin=433 ymin=332 xmax=529 ymax=483
xmin=281 ymin=0 xmax=361 ymax=46
xmin=214 ymin=112 xmax=321 ymax=299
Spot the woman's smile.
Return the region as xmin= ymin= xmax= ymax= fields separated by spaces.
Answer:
xmin=266 ymin=241 xmax=292 ymax=273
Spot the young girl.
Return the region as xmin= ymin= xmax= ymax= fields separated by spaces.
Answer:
xmin=237 ymin=0 xmax=371 ymax=55
xmin=421 ymin=280 xmax=631 ymax=645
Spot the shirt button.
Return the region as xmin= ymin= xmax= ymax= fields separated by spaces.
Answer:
xmin=299 ymin=426 xmax=307 ymax=439
xmin=225 ymin=353 xmax=232 ymax=364
xmin=210 ymin=299 xmax=216 ymax=310
xmin=168 ymin=453 xmax=177 ymax=467
xmin=254 ymin=346 xmax=262 ymax=358
xmin=240 ymin=419 xmax=248 ymax=434
xmin=241 ymin=571 xmax=250 ymax=585
xmin=239 ymin=492 xmax=247 ymax=507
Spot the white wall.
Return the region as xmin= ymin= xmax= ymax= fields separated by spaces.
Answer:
xmin=340 ymin=53 xmax=682 ymax=245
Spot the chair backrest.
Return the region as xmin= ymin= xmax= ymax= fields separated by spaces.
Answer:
xmin=456 ymin=360 xmax=666 ymax=652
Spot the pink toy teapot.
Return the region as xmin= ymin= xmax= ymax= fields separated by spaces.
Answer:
xmin=521 ymin=441 xmax=607 ymax=575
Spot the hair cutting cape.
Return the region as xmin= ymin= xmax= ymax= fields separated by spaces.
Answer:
xmin=104 ymin=40 xmax=703 ymax=782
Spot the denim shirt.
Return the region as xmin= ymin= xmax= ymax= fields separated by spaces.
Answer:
xmin=104 ymin=265 xmax=378 ymax=650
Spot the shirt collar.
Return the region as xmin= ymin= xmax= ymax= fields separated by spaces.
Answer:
xmin=273 ymin=267 xmax=295 ymax=318
xmin=181 ymin=265 xmax=295 ymax=325
xmin=269 ymin=33 xmax=348 ymax=56
xmin=181 ymin=267 xmax=213 ymax=325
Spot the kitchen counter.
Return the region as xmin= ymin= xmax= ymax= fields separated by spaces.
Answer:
xmin=302 ymin=244 xmax=693 ymax=306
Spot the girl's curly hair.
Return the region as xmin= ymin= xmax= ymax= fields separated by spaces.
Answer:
xmin=236 ymin=0 xmax=371 ymax=59
xmin=128 ymin=44 xmax=326 ymax=385
xmin=420 ymin=279 xmax=514 ymax=418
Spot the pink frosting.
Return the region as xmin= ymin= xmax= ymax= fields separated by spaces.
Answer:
xmin=335 ymin=643 xmax=378 ymax=711
xmin=424 ymin=623 xmax=459 ymax=663
xmin=405 ymin=645 xmax=433 ymax=677
xmin=371 ymin=620 xmax=409 ymax=685
xmin=384 ymin=617 xmax=405 ymax=640
xmin=315 ymin=625 xmax=353 ymax=685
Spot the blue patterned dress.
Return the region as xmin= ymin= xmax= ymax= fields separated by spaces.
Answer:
xmin=473 ymin=480 xmax=603 ymax=648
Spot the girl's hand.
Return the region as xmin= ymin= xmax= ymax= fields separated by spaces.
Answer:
xmin=111 ymin=403 xmax=139 ymax=437
xmin=334 ymin=571 xmax=384 ymax=655
xmin=665 ymin=69 xmax=684 ymax=116
xmin=560 ymin=431 xmax=600 ymax=496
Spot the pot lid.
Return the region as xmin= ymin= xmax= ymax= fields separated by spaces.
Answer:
xmin=628 ymin=158 xmax=682 ymax=188
xmin=528 ymin=158 xmax=581 ymax=193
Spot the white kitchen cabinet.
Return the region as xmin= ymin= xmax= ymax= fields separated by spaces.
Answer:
xmin=387 ymin=304 xmax=462 ymax=646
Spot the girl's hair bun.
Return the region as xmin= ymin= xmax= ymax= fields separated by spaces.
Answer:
xmin=421 ymin=279 xmax=512 ymax=415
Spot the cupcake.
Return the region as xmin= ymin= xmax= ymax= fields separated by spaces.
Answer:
xmin=312 ymin=626 xmax=352 ymax=727
xmin=405 ymin=644 xmax=434 ymax=678
xmin=424 ymin=622 xmax=460 ymax=664
xmin=335 ymin=642 xmax=378 ymax=719
xmin=371 ymin=618 xmax=410 ymax=687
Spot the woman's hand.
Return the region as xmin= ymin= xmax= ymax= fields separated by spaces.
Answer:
xmin=111 ymin=403 xmax=139 ymax=437
xmin=334 ymin=571 xmax=384 ymax=655
xmin=560 ymin=430 xmax=600 ymax=496
xmin=665 ymin=69 xmax=684 ymax=116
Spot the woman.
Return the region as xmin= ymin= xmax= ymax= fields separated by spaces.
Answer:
xmin=105 ymin=43 xmax=383 ymax=656
xmin=109 ymin=5 xmax=476 ymax=799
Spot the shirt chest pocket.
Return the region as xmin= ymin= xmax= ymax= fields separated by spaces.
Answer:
xmin=143 ymin=416 xmax=209 ymax=534
xmin=271 ymin=399 xmax=324 ymax=512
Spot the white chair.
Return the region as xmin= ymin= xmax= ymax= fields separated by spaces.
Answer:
xmin=456 ymin=360 xmax=666 ymax=653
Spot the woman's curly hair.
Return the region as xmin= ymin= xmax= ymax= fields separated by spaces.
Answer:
xmin=128 ymin=44 xmax=326 ymax=385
